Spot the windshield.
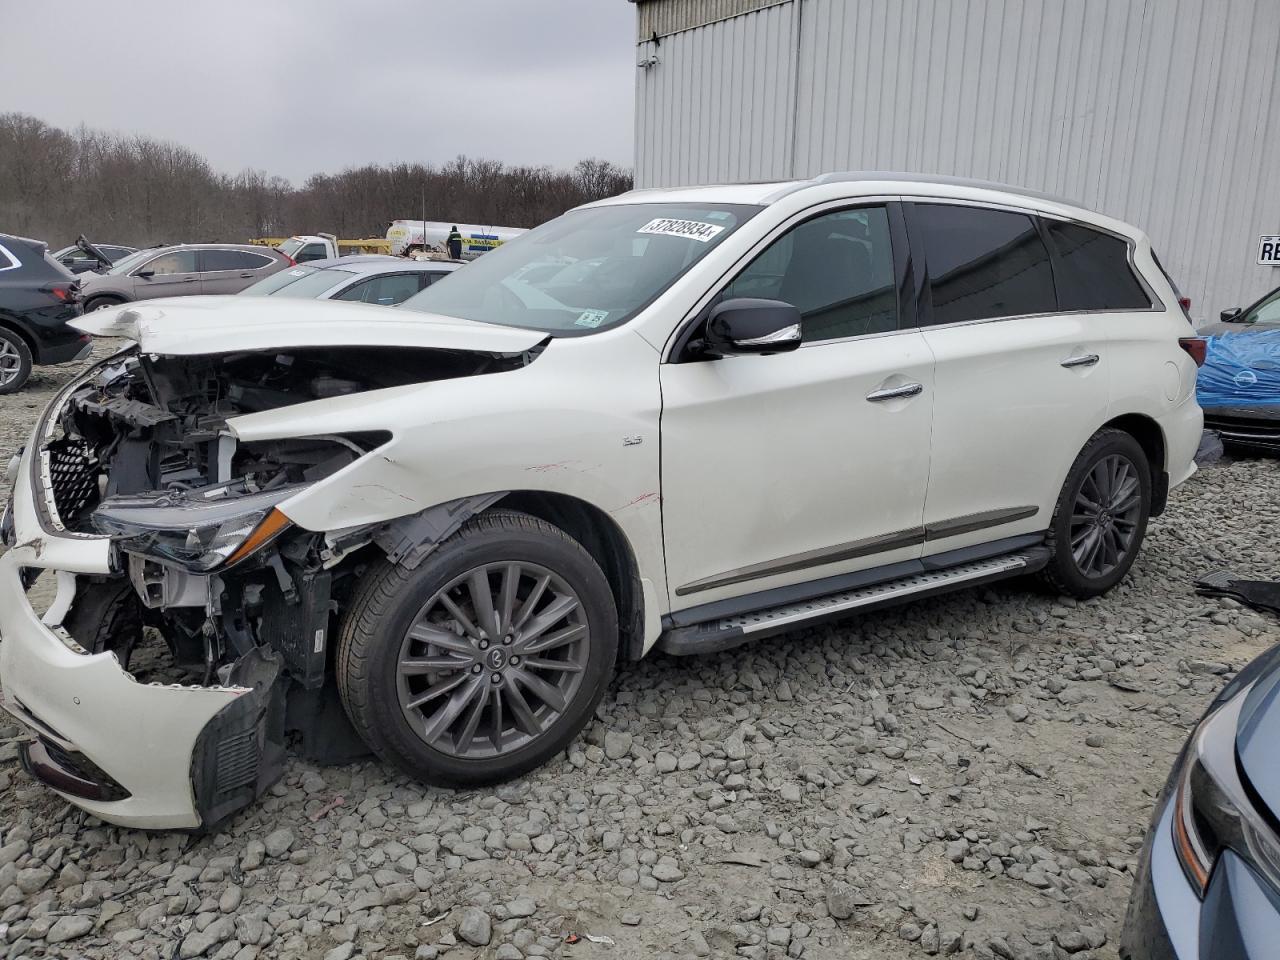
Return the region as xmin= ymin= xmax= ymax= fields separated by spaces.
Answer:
xmin=399 ymin=202 xmax=759 ymax=333
xmin=278 ymin=238 xmax=305 ymax=257
xmin=1240 ymin=288 xmax=1280 ymax=329
xmin=240 ymin=265 xmax=347 ymax=298
xmin=105 ymin=249 xmax=158 ymax=275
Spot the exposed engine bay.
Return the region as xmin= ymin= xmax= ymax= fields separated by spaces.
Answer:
xmin=29 ymin=343 xmax=527 ymax=825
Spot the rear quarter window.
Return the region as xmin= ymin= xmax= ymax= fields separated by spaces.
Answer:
xmin=1044 ymin=221 xmax=1152 ymax=311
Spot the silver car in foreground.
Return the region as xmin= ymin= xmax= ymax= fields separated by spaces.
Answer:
xmin=240 ymin=255 xmax=462 ymax=305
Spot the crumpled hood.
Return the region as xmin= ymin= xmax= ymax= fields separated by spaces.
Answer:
xmin=1235 ymin=650 xmax=1280 ymax=822
xmin=72 ymin=296 xmax=546 ymax=356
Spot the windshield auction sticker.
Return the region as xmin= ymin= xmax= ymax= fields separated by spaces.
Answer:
xmin=638 ymin=218 xmax=726 ymax=243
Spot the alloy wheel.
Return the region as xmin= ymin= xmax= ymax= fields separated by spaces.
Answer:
xmin=0 ymin=340 xmax=22 ymax=387
xmin=1069 ymin=453 xmax=1142 ymax=578
xmin=396 ymin=561 xmax=590 ymax=759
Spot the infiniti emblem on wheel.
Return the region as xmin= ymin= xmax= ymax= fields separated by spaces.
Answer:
xmin=486 ymin=648 xmax=507 ymax=671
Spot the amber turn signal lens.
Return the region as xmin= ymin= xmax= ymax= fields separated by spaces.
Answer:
xmin=223 ymin=508 xmax=291 ymax=568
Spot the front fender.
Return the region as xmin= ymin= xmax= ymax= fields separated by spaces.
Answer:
xmin=231 ymin=330 xmax=668 ymax=622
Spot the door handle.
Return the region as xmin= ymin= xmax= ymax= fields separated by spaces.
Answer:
xmin=181 ymin=277 xmax=197 ymax=282
xmin=240 ymin=273 xmax=254 ymax=278
xmin=866 ymin=382 xmax=924 ymax=402
xmin=1060 ymin=354 xmax=1100 ymax=368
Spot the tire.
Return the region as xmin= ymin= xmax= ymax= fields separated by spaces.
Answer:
xmin=84 ymin=296 xmax=125 ymax=313
xmin=336 ymin=509 xmax=618 ymax=787
xmin=1041 ymin=428 xmax=1152 ymax=598
xmin=0 ymin=328 xmax=32 ymax=395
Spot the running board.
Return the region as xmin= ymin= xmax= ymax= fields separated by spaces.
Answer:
xmin=656 ymin=550 xmax=1046 ymax=657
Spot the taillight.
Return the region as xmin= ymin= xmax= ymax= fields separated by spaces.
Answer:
xmin=41 ymin=284 xmax=77 ymax=303
xmin=1179 ymin=337 xmax=1207 ymax=367
xmin=281 ymin=253 xmax=296 ymax=266
xmin=1179 ymin=297 xmax=1192 ymax=314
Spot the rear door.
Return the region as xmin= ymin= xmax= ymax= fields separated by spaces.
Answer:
xmin=131 ymin=249 xmax=202 ymax=299
xmin=201 ymin=249 xmax=281 ymax=294
xmin=906 ymin=201 xmax=1112 ymax=554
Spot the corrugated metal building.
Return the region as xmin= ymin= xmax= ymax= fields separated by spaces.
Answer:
xmin=630 ymin=0 xmax=1280 ymax=322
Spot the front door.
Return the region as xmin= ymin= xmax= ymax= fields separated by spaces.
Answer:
xmin=904 ymin=201 xmax=1113 ymax=555
xmin=131 ymin=249 xmax=202 ymax=300
xmin=660 ymin=203 xmax=935 ymax=611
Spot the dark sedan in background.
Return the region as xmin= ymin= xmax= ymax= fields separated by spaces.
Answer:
xmin=1123 ymin=641 xmax=1280 ymax=959
xmin=0 ymin=233 xmax=88 ymax=393
xmin=1197 ymin=285 xmax=1280 ymax=451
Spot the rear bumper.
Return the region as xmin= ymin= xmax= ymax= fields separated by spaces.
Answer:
xmin=1202 ymin=407 xmax=1280 ymax=450
xmin=36 ymin=337 xmax=93 ymax=366
xmin=1157 ymin=395 xmax=1204 ymax=489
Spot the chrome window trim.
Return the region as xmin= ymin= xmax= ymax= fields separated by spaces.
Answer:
xmin=662 ymin=195 xmax=908 ymax=362
xmin=902 ymin=195 xmax=1166 ymax=317
xmin=0 ymin=244 xmax=21 ymax=273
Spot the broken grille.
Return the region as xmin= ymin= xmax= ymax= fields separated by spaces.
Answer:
xmin=45 ymin=437 xmax=99 ymax=524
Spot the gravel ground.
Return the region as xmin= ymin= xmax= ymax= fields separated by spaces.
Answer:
xmin=1 ymin=345 xmax=1278 ymax=960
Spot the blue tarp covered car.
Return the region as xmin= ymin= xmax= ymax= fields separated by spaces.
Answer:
xmin=1199 ymin=285 xmax=1280 ymax=450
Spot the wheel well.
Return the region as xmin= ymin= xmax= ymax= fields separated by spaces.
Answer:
xmin=1101 ymin=414 xmax=1168 ymax=515
xmin=499 ymin=491 xmax=646 ymax=661
xmin=0 ymin=316 xmax=36 ymax=357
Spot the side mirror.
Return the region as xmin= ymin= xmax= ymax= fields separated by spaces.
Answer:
xmin=1221 ymin=307 xmax=1242 ymax=323
xmin=135 ymin=269 xmax=155 ymax=279
xmin=704 ymin=298 xmax=802 ymax=356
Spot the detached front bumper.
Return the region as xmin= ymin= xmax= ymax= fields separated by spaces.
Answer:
xmin=0 ymin=443 xmax=250 ymax=830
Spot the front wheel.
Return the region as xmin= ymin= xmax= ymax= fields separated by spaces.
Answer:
xmin=336 ymin=510 xmax=618 ymax=787
xmin=1041 ymin=428 xmax=1152 ymax=598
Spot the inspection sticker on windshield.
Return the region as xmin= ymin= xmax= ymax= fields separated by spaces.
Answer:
xmin=638 ymin=218 xmax=726 ymax=243
xmin=575 ymin=309 xmax=610 ymax=328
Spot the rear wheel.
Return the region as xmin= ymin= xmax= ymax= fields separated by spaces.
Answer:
xmin=336 ymin=510 xmax=618 ymax=787
xmin=85 ymin=296 xmax=124 ymax=312
xmin=1042 ymin=429 xmax=1151 ymax=598
xmin=0 ymin=328 xmax=32 ymax=394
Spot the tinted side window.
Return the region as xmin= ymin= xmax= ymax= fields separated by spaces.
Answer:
xmin=913 ymin=204 xmax=1055 ymax=325
xmin=141 ymin=250 xmax=199 ymax=275
xmin=723 ymin=206 xmax=898 ymax=342
xmin=335 ymin=273 xmax=423 ymax=306
xmin=296 ymin=244 xmax=328 ymax=263
xmin=204 ymin=250 xmax=273 ymax=272
xmin=1045 ymin=221 xmax=1151 ymax=311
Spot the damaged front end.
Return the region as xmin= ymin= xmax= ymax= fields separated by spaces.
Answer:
xmin=4 ymin=334 xmax=529 ymax=829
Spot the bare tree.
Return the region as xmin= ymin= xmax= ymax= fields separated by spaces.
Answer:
xmin=0 ymin=112 xmax=633 ymax=249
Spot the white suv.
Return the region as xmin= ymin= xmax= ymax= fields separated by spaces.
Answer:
xmin=0 ymin=173 xmax=1203 ymax=829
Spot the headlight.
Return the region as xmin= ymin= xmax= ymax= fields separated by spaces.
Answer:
xmin=1172 ymin=689 xmax=1280 ymax=896
xmin=91 ymin=483 xmax=301 ymax=572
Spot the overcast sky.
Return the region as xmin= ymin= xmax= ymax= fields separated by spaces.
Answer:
xmin=0 ymin=0 xmax=637 ymax=184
